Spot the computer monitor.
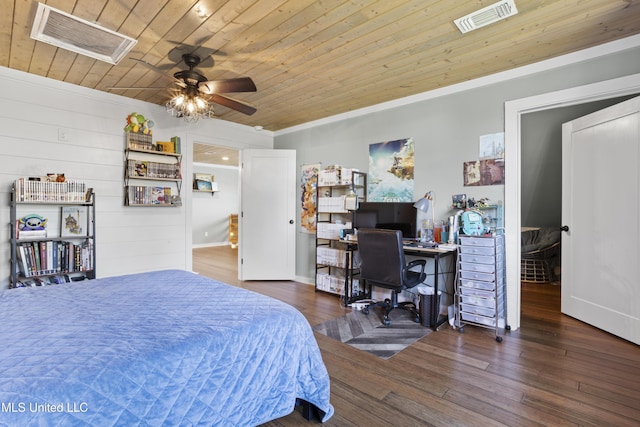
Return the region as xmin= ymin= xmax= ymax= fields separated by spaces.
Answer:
xmin=354 ymin=202 xmax=417 ymax=238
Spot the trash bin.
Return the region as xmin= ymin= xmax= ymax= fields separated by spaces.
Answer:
xmin=418 ymin=289 xmax=441 ymax=327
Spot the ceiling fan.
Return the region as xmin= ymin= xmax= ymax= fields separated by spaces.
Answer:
xmin=113 ymin=50 xmax=257 ymax=116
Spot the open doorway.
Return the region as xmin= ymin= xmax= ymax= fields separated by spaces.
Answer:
xmin=192 ymin=143 xmax=240 ymax=249
xmin=519 ymin=96 xmax=636 ymax=292
xmin=505 ymin=74 xmax=640 ymax=331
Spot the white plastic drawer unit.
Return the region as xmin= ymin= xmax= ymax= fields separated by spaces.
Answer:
xmin=456 ymin=234 xmax=507 ymax=341
xmin=458 ymin=245 xmax=496 ymax=256
xmin=459 ymin=278 xmax=497 ymax=291
xmin=458 ymin=236 xmax=495 ymax=247
xmin=460 ymin=261 xmax=497 ymax=274
xmin=459 ymin=253 xmax=493 ymax=264
xmin=460 ymin=303 xmax=496 ymax=317
xmin=459 ymin=252 xmax=503 ymax=264
xmin=459 ymin=286 xmax=496 ymax=298
xmin=460 ymin=295 xmax=496 ymax=308
xmin=460 ymin=270 xmax=495 ymax=282
xmin=461 ymin=312 xmax=498 ymax=327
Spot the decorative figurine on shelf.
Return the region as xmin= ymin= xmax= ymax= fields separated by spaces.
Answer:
xmin=19 ymin=214 xmax=48 ymax=230
xmin=46 ymin=173 xmax=65 ymax=182
xmin=124 ymin=112 xmax=153 ymax=134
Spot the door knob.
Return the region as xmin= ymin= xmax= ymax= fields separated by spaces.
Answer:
xmin=289 ymin=219 xmax=294 ymax=224
xmin=560 ymin=225 xmax=569 ymax=232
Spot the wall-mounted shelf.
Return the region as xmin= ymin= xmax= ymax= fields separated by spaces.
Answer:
xmin=193 ymin=174 xmax=218 ymax=194
xmin=124 ymin=133 xmax=182 ymax=206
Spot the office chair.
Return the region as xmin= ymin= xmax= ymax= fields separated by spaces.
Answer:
xmin=357 ymin=228 xmax=427 ymax=326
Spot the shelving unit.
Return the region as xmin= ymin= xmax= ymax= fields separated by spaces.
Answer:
xmin=315 ymin=168 xmax=367 ymax=303
xmin=228 ymin=214 xmax=238 ymax=248
xmin=9 ymin=179 xmax=96 ymax=288
xmin=456 ymin=234 xmax=509 ymax=342
xmin=124 ymin=133 xmax=182 ymax=206
xmin=475 ymin=203 xmax=504 ymax=234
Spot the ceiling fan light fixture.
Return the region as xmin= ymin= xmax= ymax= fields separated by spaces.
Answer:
xmin=166 ymin=92 xmax=215 ymax=123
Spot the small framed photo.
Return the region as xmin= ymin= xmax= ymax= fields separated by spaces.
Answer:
xmin=193 ymin=173 xmax=214 ymax=191
xmin=60 ymin=206 xmax=88 ymax=237
xmin=452 ymin=194 xmax=467 ymax=209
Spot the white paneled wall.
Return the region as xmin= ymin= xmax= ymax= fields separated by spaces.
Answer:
xmin=0 ymin=67 xmax=273 ymax=289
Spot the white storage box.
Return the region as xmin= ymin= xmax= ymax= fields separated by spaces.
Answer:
xmin=458 ymin=245 xmax=495 ymax=256
xmin=459 ymin=253 xmax=500 ymax=264
xmin=460 ymin=303 xmax=495 ymax=317
xmin=459 ymin=236 xmax=495 ymax=247
xmin=460 ymin=295 xmax=496 ymax=308
xmin=461 ymin=312 xmax=497 ymax=327
xmin=460 ymin=270 xmax=495 ymax=282
xmin=460 ymin=261 xmax=496 ymax=274
xmin=459 ymin=278 xmax=496 ymax=291
xmin=460 ymin=286 xmax=501 ymax=298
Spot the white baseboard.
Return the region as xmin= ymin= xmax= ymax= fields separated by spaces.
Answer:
xmin=295 ymin=275 xmax=315 ymax=286
xmin=192 ymin=242 xmax=232 ymax=249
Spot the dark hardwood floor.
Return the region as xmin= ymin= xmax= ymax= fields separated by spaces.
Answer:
xmin=193 ymin=246 xmax=640 ymax=427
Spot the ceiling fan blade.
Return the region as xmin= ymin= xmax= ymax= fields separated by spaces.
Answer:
xmin=200 ymin=77 xmax=256 ymax=94
xmin=209 ymin=94 xmax=257 ymax=116
xmin=130 ymin=58 xmax=179 ymax=84
xmin=109 ymin=87 xmax=167 ymax=90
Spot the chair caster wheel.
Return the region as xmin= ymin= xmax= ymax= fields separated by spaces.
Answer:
xmin=414 ymin=316 xmax=420 ymax=323
xmin=496 ymin=336 xmax=503 ymax=343
xmin=505 ymin=325 xmax=511 ymax=331
xmin=383 ymin=318 xmax=391 ymax=326
xmin=459 ymin=327 xmax=465 ymax=333
xmin=362 ymin=307 xmax=369 ymax=315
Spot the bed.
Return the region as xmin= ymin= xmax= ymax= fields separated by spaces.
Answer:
xmin=0 ymin=269 xmax=333 ymax=426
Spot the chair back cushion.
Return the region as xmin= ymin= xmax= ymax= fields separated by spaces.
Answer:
xmin=357 ymin=228 xmax=406 ymax=290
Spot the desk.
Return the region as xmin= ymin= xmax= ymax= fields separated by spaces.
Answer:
xmin=342 ymin=240 xmax=457 ymax=331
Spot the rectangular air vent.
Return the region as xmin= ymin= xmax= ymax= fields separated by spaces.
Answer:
xmin=454 ymin=0 xmax=518 ymax=34
xmin=31 ymin=3 xmax=137 ymax=65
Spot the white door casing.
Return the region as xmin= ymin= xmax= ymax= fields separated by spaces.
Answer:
xmin=561 ymin=96 xmax=640 ymax=344
xmin=504 ymin=72 xmax=640 ymax=331
xmin=239 ymin=149 xmax=296 ymax=281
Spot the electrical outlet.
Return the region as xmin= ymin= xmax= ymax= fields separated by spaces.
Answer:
xmin=58 ymin=128 xmax=69 ymax=142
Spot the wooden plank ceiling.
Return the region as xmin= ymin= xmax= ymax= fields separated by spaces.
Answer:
xmin=3 ymin=0 xmax=640 ymax=132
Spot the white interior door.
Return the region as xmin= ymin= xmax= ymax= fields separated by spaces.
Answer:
xmin=561 ymin=95 xmax=640 ymax=344
xmin=239 ymin=149 xmax=296 ymax=281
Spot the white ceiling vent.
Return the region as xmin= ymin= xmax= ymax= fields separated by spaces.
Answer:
xmin=31 ymin=2 xmax=137 ymax=65
xmin=454 ymin=0 xmax=518 ymax=34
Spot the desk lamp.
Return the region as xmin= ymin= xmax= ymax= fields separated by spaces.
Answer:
xmin=413 ymin=191 xmax=435 ymax=224
xmin=414 ymin=192 xmax=435 ymax=241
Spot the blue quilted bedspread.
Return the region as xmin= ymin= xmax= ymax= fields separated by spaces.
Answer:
xmin=0 ymin=270 xmax=333 ymax=426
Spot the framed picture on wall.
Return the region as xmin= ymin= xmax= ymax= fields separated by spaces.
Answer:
xmin=60 ymin=206 xmax=88 ymax=237
xmin=193 ymin=173 xmax=214 ymax=191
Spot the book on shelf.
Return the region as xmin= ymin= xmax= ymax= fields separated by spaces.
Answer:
xmin=18 ymin=229 xmax=47 ymax=239
xmin=126 ymin=132 xmax=153 ymax=151
xmin=171 ymin=136 xmax=181 ymax=154
xmin=127 ymin=159 xmax=180 ymax=179
xmin=156 ymin=141 xmax=175 ymax=153
xmin=129 ymin=160 xmax=148 ymax=177
xmin=14 ymin=178 xmax=87 ymax=203
xmin=15 ymin=239 xmax=94 ymax=278
xmin=127 ymin=185 xmax=172 ymax=205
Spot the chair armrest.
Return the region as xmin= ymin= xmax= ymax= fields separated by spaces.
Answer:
xmin=405 ymin=259 xmax=426 ymax=274
xmin=403 ymin=259 xmax=427 ymax=286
